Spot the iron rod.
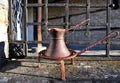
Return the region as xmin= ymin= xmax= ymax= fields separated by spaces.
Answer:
xmin=23 ymin=0 xmax=28 ymax=57
xmin=85 ymin=0 xmax=90 ymax=37
xmin=8 ymin=0 xmax=12 ymax=42
xmin=37 ymin=0 xmax=43 ymax=50
xmin=44 ymin=0 xmax=48 ymax=35
xmin=77 ymin=31 xmax=119 ymax=55
xmin=106 ymin=0 xmax=111 ymax=57
xmin=65 ymin=0 xmax=70 ymax=29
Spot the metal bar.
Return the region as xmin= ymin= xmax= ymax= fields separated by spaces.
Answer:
xmin=65 ymin=0 xmax=70 ymax=29
xmin=44 ymin=0 xmax=48 ymax=35
xmin=23 ymin=0 xmax=28 ymax=57
xmin=48 ymin=3 xmax=65 ymax=6
xmin=9 ymin=40 xmax=47 ymax=44
xmin=64 ymin=0 xmax=70 ymax=41
xmin=27 ymin=22 xmax=43 ymax=26
xmin=8 ymin=0 xmax=12 ymax=42
xmin=27 ymin=21 xmax=108 ymax=26
xmin=48 ymin=3 xmax=85 ymax=7
xmin=75 ymin=57 xmax=120 ymax=61
xmin=69 ymin=5 xmax=107 ymax=8
xmin=48 ymin=3 xmax=107 ymax=8
xmin=67 ymin=40 xmax=120 ymax=45
xmin=85 ymin=0 xmax=90 ymax=37
xmin=69 ymin=4 xmax=86 ymax=7
xmin=106 ymin=0 xmax=111 ymax=58
xmin=90 ymin=6 xmax=107 ymax=8
xmin=9 ymin=40 xmax=120 ymax=45
xmin=26 ymin=3 xmax=108 ymax=8
xmin=27 ymin=3 xmax=43 ymax=7
xmin=37 ymin=0 xmax=43 ymax=51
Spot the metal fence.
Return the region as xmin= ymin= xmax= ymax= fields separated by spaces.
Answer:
xmin=9 ymin=0 xmax=120 ymax=60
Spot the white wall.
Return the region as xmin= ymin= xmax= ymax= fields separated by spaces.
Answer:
xmin=0 ymin=0 xmax=9 ymax=58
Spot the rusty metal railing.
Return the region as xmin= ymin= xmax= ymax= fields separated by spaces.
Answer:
xmin=9 ymin=0 xmax=120 ymax=60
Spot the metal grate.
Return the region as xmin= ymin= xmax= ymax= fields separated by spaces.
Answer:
xmin=9 ymin=0 xmax=120 ymax=59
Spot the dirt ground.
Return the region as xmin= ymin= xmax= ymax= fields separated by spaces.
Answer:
xmin=0 ymin=52 xmax=120 ymax=83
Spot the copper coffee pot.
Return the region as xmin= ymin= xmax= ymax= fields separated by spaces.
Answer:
xmin=45 ymin=28 xmax=70 ymax=58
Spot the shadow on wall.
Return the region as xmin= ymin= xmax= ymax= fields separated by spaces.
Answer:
xmin=0 ymin=43 xmax=20 ymax=72
xmin=0 ymin=42 xmax=7 ymax=70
